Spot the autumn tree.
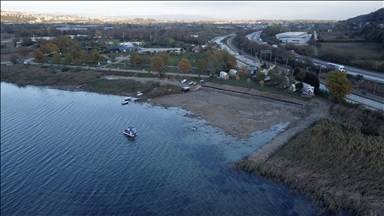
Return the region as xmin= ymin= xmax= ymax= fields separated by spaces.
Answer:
xmin=79 ymin=50 xmax=89 ymax=61
xmin=257 ymin=70 xmax=266 ymax=80
xmin=151 ymin=56 xmax=164 ymax=76
xmin=70 ymin=49 xmax=80 ymax=59
xmin=178 ymin=58 xmax=191 ymax=73
xmin=95 ymin=29 xmax=101 ymax=37
xmin=158 ymin=52 xmax=172 ymax=65
xmin=53 ymin=52 xmax=62 ymax=64
xmin=18 ymin=47 xmax=30 ymax=59
xmin=196 ymin=59 xmax=207 ymax=73
xmin=74 ymin=58 xmax=81 ymax=65
xmin=51 ymin=44 xmax=59 ymax=53
xmin=130 ymin=51 xmax=144 ymax=67
xmin=325 ymin=71 xmax=354 ymax=103
xmin=43 ymin=43 xmax=52 ymax=54
xmin=91 ymin=49 xmax=101 ymax=63
xmin=238 ymin=66 xmax=249 ymax=79
xmin=64 ymin=53 xmax=73 ymax=65
xmin=33 ymin=49 xmax=45 ymax=63
xmin=221 ymin=50 xmax=237 ymax=71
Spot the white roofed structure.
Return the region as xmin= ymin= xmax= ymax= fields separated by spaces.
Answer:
xmin=276 ymin=32 xmax=312 ymax=45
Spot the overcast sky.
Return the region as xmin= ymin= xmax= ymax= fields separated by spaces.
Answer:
xmin=2 ymin=1 xmax=383 ymax=21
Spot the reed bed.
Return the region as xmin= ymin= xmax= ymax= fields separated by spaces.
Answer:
xmin=1 ymin=65 xmax=182 ymax=99
xmin=237 ymin=104 xmax=384 ymax=215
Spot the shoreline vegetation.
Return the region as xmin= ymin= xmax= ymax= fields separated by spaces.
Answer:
xmin=0 ymin=65 xmax=185 ymax=99
xmin=237 ymin=105 xmax=384 ymax=215
xmin=2 ymin=65 xmax=383 ymax=215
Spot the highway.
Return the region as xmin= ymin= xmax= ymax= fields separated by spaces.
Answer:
xmin=221 ymin=32 xmax=384 ymax=110
xmin=296 ymin=55 xmax=384 ymax=83
xmin=319 ymin=83 xmax=383 ymax=110
xmin=243 ymin=31 xmax=384 ymax=83
xmin=246 ymin=31 xmax=264 ymax=45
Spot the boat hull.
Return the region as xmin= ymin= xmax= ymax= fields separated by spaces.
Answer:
xmin=123 ymin=126 xmax=138 ymax=138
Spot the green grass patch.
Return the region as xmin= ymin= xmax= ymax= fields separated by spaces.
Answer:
xmin=207 ymin=77 xmax=309 ymax=100
xmin=320 ymin=42 xmax=382 ymax=60
xmin=106 ymin=63 xmax=126 ymax=69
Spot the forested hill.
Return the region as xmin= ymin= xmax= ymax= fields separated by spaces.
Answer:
xmin=338 ymin=8 xmax=384 ymax=45
xmin=341 ymin=8 xmax=383 ymax=24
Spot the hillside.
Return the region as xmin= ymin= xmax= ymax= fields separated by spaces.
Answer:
xmin=341 ymin=8 xmax=384 ymax=24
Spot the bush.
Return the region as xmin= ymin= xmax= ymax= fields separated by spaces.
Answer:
xmin=293 ymin=67 xmax=301 ymax=76
xmin=295 ymin=82 xmax=303 ymax=90
xmin=61 ymin=67 xmax=70 ymax=72
xmin=9 ymin=54 xmax=19 ymax=64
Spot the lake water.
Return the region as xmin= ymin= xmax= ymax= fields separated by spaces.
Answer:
xmin=1 ymin=82 xmax=320 ymax=215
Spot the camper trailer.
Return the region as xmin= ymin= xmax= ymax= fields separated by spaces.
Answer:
xmin=219 ymin=71 xmax=229 ymax=80
xmin=228 ymin=69 xmax=238 ymax=77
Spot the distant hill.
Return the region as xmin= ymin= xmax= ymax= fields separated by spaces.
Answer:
xmin=340 ymin=8 xmax=383 ymax=24
xmin=338 ymin=8 xmax=384 ymax=46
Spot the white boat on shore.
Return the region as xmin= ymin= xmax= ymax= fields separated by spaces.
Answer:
xmin=123 ymin=126 xmax=138 ymax=138
xmin=137 ymin=91 xmax=143 ymax=97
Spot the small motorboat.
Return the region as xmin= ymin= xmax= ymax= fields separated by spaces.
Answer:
xmin=123 ymin=126 xmax=138 ymax=138
xmin=121 ymin=101 xmax=129 ymax=105
xmin=137 ymin=91 xmax=143 ymax=97
xmin=124 ymin=97 xmax=132 ymax=101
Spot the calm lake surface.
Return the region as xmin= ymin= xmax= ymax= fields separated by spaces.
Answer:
xmin=1 ymin=82 xmax=320 ymax=215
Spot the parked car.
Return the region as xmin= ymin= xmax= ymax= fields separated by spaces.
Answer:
xmin=182 ymin=86 xmax=190 ymax=92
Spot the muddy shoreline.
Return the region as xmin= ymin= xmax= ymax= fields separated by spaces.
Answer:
xmin=150 ymin=82 xmax=332 ymax=140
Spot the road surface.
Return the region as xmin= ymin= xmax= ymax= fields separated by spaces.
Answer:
xmin=242 ymin=31 xmax=383 ymax=83
xmin=297 ymin=55 xmax=384 ymax=83
xmin=320 ymin=83 xmax=383 ymax=110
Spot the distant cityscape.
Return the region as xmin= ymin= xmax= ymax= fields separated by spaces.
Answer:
xmin=0 ymin=10 xmax=337 ymax=25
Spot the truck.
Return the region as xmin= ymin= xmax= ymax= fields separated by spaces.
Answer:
xmin=327 ymin=63 xmax=345 ymax=72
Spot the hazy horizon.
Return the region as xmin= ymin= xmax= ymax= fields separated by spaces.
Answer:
xmin=1 ymin=1 xmax=383 ymax=21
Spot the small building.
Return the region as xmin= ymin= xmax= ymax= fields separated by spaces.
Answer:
xmin=192 ymin=45 xmax=202 ymax=53
xmin=105 ymin=46 xmax=139 ymax=53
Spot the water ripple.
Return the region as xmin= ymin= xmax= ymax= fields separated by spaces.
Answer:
xmin=1 ymin=82 xmax=320 ymax=215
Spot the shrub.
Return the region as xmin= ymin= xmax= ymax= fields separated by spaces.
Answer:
xmin=295 ymin=82 xmax=303 ymax=90
xmin=9 ymin=54 xmax=19 ymax=64
xmin=61 ymin=67 xmax=69 ymax=72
